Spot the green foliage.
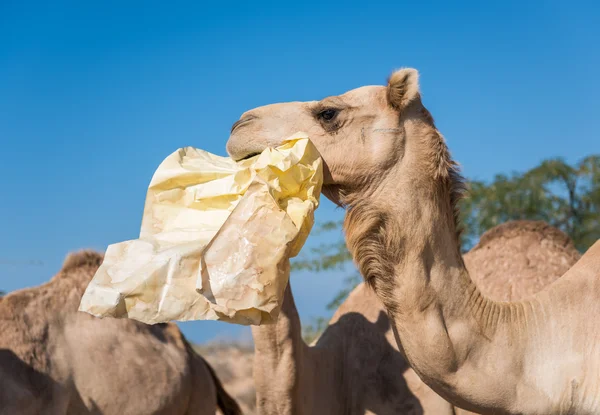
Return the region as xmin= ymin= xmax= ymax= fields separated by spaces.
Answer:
xmin=461 ymin=155 xmax=600 ymax=252
xmin=297 ymin=155 xmax=600 ymax=328
xmin=292 ymin=219 xmax=351 ymax=272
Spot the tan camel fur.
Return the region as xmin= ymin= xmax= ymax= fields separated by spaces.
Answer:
xmin=0 ymin=250 xmax=241 ymax=415
xmin=251 ymin=221 xmax=580 ymax=414
xmin=226 ymin=70 xmax=600 ymax=414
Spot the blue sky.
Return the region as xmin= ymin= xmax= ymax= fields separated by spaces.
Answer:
xmin=1 ymin=0 xmax=598 ymax=343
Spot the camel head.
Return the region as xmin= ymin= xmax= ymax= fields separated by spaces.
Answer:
xmin=227 ymin=68 xmax=461 ymax=210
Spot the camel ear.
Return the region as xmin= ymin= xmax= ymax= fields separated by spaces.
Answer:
xmin=387 ymin=68 xmax=420 ymax=111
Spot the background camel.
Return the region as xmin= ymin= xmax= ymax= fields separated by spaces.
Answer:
xmin=0 ymin=250 xmax=241 ymax=415
xmin=251 ymin=220 xmax=581 ymax=414
xmin=226 ymin=68 xmax=600 ymax=414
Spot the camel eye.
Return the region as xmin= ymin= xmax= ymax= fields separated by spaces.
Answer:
xmin=318 ymin=108 xmax=339 ymax=122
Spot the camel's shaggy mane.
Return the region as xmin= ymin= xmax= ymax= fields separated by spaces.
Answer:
xmin=343 ymin=102 xmax=467 ymax=310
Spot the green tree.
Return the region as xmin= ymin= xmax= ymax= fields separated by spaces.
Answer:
xmin=293 ymin=154 xmax=600 ymax=315
xmin=461 ymin=155 xmax=600 ymax=252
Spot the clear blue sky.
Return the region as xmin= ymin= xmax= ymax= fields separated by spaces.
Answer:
xmin=1 ymin=0 xmax=598 ymax=343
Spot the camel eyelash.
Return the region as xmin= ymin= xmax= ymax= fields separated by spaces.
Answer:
xmin=311 ymin=106 xmax=339 ymax=117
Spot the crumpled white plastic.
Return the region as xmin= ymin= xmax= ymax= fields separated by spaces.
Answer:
xmin=79 ymin=133 xmax=322 ymax=325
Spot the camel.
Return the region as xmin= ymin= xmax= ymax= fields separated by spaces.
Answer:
xmin=0 ymin=250 xmax=241 ymax=415
xmin=226 ymin=69 xmax=600 ymax=414
xmin=250 ymin=220 xmax=581 ymax=414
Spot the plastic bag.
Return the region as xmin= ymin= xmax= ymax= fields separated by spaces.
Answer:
xmin=79 ymin=133 xmax=322 ymax=325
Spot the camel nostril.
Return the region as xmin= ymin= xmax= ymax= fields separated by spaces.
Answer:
xmin=231 ymin=115 xmax=258 ymax=134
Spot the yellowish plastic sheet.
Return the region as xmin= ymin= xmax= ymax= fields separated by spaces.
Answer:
xmin=79 ymin=133 xmax=322 ymax=325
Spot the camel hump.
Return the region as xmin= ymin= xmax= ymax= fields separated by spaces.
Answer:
xmin=465 ymin=220 xmax=581 ymax=302
xmin=61 ymin=250 xmax=104 ymax=273
xmin=474 ymin=220 xmax=575 ymax=251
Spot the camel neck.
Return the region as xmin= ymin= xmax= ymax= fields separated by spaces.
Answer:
xmin=251 ymin=284 xmax=307 ymax=414
xmin=251 ymin=284 xmax=305 ymax=367
xmin=343 ymin=192 xmax=524 ymax=412
xmin=251 ymin=284 xmax=347 ymax=414
xmin=343 ymin=188 xmax=477 ymax=318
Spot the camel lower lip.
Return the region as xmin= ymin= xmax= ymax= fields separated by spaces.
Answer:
xmin=239 ymin=152 xmax=260 ymax=161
